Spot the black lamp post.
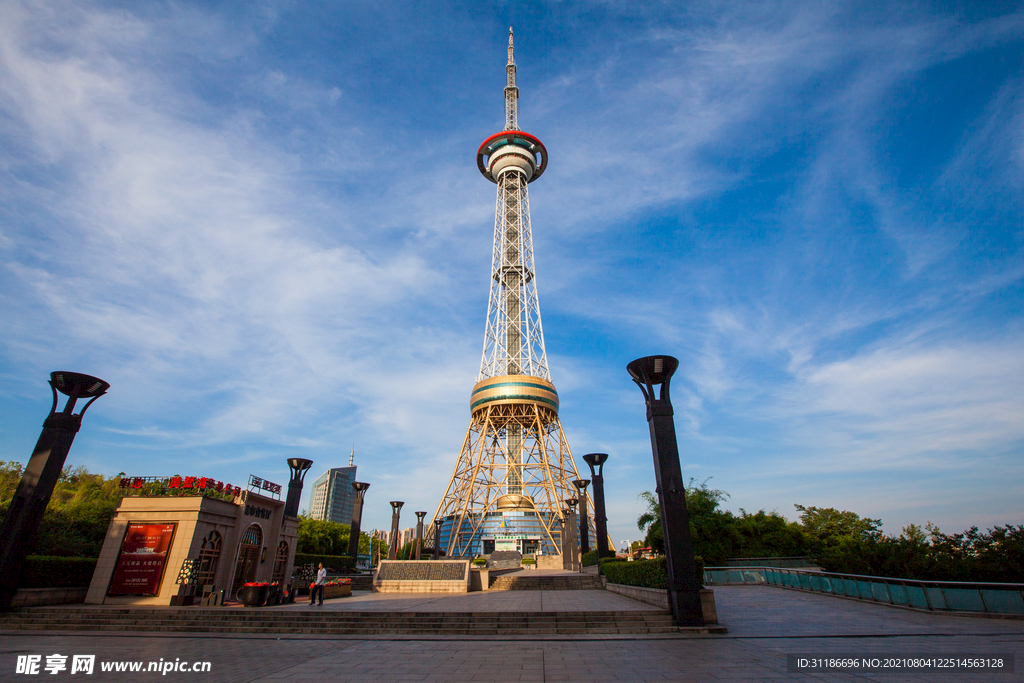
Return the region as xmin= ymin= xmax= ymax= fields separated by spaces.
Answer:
xmin=627 ymin=355 xmax=704 ymax=626
xmin=0 ymin=372 xmax=109 ymax=611
xmin=583 ymin=453 xmax=610 ymax=559
xmin=348 ymin=482 xmax=370 ymax=562
xmin=559 ymin=509 xmax=570 ymax=569
xmin=564 ymin=498 xmax=579 ymax=571
xmin=387 ymin=501 xmax=404 ymax=560
xmin=432 ymin=518 xmax=444 ymax=560
xmin=414 ymin=511 xmax=427 ymax=560
xmin=284 ymin=458 xmax=313 ymax=518
xmin=572 ymin=479 xmax=591 ymax=555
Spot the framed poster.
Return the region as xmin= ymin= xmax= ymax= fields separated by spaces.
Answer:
xmin=107 ymin=523 xmax=176 ymax=596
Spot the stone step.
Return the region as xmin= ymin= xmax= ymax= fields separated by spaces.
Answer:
xmin=0 ymin=608 xmax=676 ymax=635
xmin=489 ymin=575 xmax=603 ymax=591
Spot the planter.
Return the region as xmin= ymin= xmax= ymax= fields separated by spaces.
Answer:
xmin=323 ymin=584 xmax=352 ymax=599
xmin=238 ymin=585 xmax=269 ymax=607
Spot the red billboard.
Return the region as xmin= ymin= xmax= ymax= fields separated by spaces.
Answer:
xmin=107 ymin=523 xmax=176 ymax=596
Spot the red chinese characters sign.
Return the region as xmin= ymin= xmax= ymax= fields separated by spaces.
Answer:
xmin=107 ymin=523 xmax=176 ymax=596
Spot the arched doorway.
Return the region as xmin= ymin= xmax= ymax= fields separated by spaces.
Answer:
xmin=232 ymin=524 xmax=263 ymax=595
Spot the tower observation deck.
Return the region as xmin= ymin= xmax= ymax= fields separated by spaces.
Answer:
xmin=431 ymin=29 xmax=595 ymax=559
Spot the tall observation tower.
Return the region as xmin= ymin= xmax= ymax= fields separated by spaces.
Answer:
xmin=432 ymin=29 xmax=594 ymax=558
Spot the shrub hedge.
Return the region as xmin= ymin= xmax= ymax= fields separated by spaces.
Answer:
xmin=293 ymin=553 xmax=354 ymax=571
xmin=18 ymin=556 xmax=98 ymax=588
xmin=601 ymin=556 xmax=704 ymax=589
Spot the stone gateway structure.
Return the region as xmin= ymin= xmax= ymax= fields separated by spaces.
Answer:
xmin=86 ymin=474 xmax=302 ymax=606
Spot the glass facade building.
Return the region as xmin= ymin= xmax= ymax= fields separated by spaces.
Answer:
xmin=309 ymin=466 xmax=357 ymax=525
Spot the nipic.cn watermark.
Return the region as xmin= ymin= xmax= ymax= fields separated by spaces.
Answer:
xmin=15 ymin=655 xmax=212 ymax=675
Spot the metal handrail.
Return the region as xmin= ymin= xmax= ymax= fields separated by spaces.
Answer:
xmin=703 ymin=566 xmax=1024 ymax=616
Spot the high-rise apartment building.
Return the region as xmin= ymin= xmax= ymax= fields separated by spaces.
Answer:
xmin=309 ymin=453 xmax=358 ymax=525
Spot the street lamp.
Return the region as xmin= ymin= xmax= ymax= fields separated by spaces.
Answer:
xmin=347 ymin=482 xmax=370 ymax=563
xmin=582 ymin=453 xmax=610 ymax=559
xmin=564 ymin=498 xmax=579 ymax=572
xmin=432 ymin=518 xmax=444 ymax=560
xmin=572 ymin=479 xmax=591 ymax=555
xmin=284 ymin=458 xmax=313 ymax=518
xmin=627 ymin=355 xmax=704 ymax=626
xmin=387 ymin=501 xmax=404 ymax=561
xmin=0 ymin=372 xmax=109 ymax=611
xmin=414 ymin=511 xmax=427 ymax=560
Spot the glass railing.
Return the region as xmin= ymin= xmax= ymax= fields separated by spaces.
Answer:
xmin=703 ymin=566 xmax=1024 ymax=616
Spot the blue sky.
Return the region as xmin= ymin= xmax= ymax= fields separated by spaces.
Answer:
xmin=1 ymin=1 xmax=1022 ymax=547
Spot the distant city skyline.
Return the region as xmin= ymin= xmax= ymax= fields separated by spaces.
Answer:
xmin=1 ymin=2 xmax=1022 ymax=545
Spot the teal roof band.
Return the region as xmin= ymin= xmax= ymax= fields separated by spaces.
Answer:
xmin=471 ymin=394 xmax=560 ymax=412
xmin=471 ymin=381 xmax=559 ymax=398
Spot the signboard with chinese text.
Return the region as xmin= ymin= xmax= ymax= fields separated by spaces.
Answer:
xmin=107 ymin=523 xmax=176 ymax=596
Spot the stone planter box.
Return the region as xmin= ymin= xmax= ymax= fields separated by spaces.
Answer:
xmin=238 ymin=585 xmax=269 ymax=607
xmin=323 ymin=584 xmax=351 ymax=599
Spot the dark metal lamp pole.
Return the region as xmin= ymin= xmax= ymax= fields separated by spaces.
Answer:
xmin=564 ymin=498 xmax=579 ymax=571
xmin=572 ymin=479 xmax=591 ymax=555
xmin=284 ymin=458 xmax=313 ymax=518
xmin=387 ymin=501 xmax=404 ymax=560
xmin=348 ymin=482 xmax=370 ymax=561
xmin=0 ymin=372 xmax=109 ymax=611
xmin=432 ymin=518 xmax=444 ymax=560
xmin=414 ymin=511 xmax=427 ymax=560
xmin=583 ymin=453 xmax=610 ymax=559
xmin=627 ymin=355 xmax=704 ymax=626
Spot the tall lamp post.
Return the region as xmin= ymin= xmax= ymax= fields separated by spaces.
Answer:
xmin=387 ymin=501 xmax=404 ymax=560
xmin=348 ymin=482 xmax=370 ymax=563
xmin=432 ymin=518 xmax=444 ymax=560
xmin=627 ymin=355 xmax=704 ymax=626
xmin=414 ymin=511 xmax=427 ymax=560
xmin=563 ymin=498 xmax=579 ymax=572
xmin=0 ymin=372 xmax=109 ymax=611
xmin=583 ymin=452 xmax=610 ymax=560
xmin=284 ymin=458 xmax=313 ymax=518
xmin=572 ymin=479 xmax=591 ymax=555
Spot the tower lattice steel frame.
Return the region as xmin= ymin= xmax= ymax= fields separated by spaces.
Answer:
xmin=431 ymin=29 xmax=595 ymax=558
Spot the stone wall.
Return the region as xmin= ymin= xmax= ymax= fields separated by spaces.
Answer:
xmin=605 ymin=583 xmax=718 ymax=624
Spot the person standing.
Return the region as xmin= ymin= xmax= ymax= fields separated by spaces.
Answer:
xmin=310 ymin=563 xmax=326 ymax=606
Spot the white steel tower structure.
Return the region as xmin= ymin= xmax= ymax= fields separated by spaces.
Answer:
xmin=432 ymin=29 xmax=593 ymax=559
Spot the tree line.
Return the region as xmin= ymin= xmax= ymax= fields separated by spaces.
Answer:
xmin=637 ymin=480 xmax=1023 ymax=583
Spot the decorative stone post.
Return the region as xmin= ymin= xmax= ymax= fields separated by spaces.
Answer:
xmin=414 ymin=511 xmax=427 ymax=560
xmin=347 ymin=482 xmax=370 ymax=562
xmin=0 ymin=372 xmax=108 ymax=611
xmin=387 ymin=501 xmax=404 ymax=560
xmin=627 ymin=355 xmax=704 ymax=626
xmin=583 ymin=453 xmax=611 ymax=559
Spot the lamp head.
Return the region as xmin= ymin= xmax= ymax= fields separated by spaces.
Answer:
xmin=626 ymin=355 xmax=679 ymax=405
xmin=572 ymin=479 xmax=590 ymax=492
xmin=582 ymin=453 xmax=608 ymax=477
xmin=49 ymin=371 xmax=109 ymax=418
xmin=390 ymin=501 xmax=405 ymax=513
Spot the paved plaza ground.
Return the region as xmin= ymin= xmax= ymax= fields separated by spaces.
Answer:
xmin=2 ymin=585 xmax=1021 ymax=682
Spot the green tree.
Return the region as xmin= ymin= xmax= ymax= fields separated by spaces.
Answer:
xmin=794 ymin=504 xmax=883 ymax=573
xmin=296 ymin=516 xmax=351 ymax=556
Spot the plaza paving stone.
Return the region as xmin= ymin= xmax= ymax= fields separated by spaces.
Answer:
xmin=2 ymin=585 xmax=1021 ymax=682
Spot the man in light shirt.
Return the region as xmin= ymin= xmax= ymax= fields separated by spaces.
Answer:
xmin=310 ymin=563 xmax=326 ymax=606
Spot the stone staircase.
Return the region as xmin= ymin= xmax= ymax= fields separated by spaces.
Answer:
xmin=0 ymin=607 xmax=684 ymax=635
xmin=489 ymin=574 xmax=603 ymax=591
xmin=348 ymin=574 xmax=374 ymax=591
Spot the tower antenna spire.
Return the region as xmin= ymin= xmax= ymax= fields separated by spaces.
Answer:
xmin=349 ymin=444 xmax=354 ymax=467
xmin=505 ymin=26 xmax=518 ymax=131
